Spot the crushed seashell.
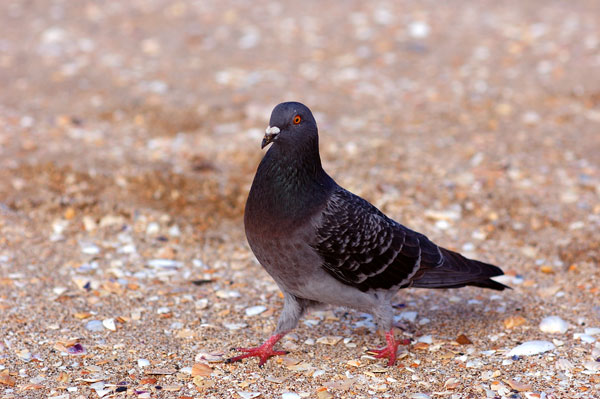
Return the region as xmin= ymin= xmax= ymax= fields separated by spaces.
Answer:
xmin=506 ymin=341 xmax=555 ymax=356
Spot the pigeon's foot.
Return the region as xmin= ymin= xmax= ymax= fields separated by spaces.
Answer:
xmin=367 ymin=329 xmax=409 ymax=367
xmin=226 ymin=333 xmax=288 ymax=367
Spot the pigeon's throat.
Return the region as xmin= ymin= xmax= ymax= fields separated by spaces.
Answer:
xmin=267 ymin=160 xmax=329 ymax=207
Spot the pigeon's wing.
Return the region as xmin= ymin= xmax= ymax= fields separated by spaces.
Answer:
xmin=312 ymin=188 xmax=444 ymax=292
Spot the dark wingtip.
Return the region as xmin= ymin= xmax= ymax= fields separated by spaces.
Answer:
xmin=469 ymin=278 xmax=511 ymax=291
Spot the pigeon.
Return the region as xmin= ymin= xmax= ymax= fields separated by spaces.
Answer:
xmin=227 ymin=101 xmax=509 ymax=367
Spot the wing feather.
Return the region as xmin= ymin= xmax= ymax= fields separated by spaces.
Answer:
xmin=313 ymin=188 xmax=438 ymax=292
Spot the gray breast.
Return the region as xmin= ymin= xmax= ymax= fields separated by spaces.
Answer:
xmin=248 ymin=231 xmax=323 ymax=293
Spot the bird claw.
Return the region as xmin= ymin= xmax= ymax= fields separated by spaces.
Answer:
xmin=366 ymin=330 xmax=407 ymax=367
xmin=367 ymin=345 xmax=398 ymax=367
xmin=226 ymin=334 xmax=288 ymax=366
xmin=226 ymin=346 xmax=288 ymax=366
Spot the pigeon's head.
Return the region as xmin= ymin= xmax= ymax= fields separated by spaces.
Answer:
xmin=262 ymin=102 xmax=318 ymax=149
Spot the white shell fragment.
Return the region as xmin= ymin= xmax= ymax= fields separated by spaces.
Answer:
xmin=539 ymin=316 xmax=569 ymax=334
xmin=237 ymin=392 xmax=261 ymax=399
xmin=408 ymin=21 xmax=430 ymax=38
xmin=146 ymin=259 xmax=183 ymax=269
xmin=102 ymin=318 xmax=116 ymax=331
xmin=574 ymin=333 xmax=596 ymax=343
xmin=80 ymin=243 xmax=101 ymax=255
xmin=223 ymin=322 xmax=247 ymax=330
xmin=584 ymin=327 xmax=600 ymax=336
xmin=409 ymin=394 xmax=431 ymax=399
xmin=506 ymin=340 xmax=555 ymax=357
xmin=316 ymin=336 xmax=343 ymax=346
xmin=245 ymin=305 xmax=267 ymax=317
xmin=396 ymin=311 xmax=418 ymax=323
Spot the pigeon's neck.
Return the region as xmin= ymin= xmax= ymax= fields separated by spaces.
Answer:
xmin=246 ymin=144 xmax=335 ymax=232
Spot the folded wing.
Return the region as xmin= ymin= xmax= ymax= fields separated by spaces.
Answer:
xmin=313 ymin=188 xmax=508 ymax=292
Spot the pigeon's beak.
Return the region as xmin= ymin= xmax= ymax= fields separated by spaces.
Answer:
xmin=261 ymin=126 xmax=280 ymax=149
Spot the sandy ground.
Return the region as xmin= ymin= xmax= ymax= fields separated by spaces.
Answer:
xmin=1 ymin=1 xmax=600 ymax=398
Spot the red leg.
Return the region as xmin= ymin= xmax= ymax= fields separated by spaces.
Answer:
xmin=367 ymin=329 xmax=410 ymax=366
xmin=226 ymin=333 xmax=288 ymax=367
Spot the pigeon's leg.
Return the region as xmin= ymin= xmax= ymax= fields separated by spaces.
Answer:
xmin=367 ymin=328 xmax=409 ymax=366
xmin=367 ymin=301 xmax=410 ymax=366
xmin=227 ymin=293 xmax=313 ymax=366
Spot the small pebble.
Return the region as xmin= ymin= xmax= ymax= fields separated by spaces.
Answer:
xmin=312 ymin=369 xmax=325 ymax=377
xmin=539 ymin=316 xmax=569 ymax=334
xmin=408 ymin=21 xmax=430 ymax=38
xmin=138 ymin=359 xmax=150 ymax=368
xmin=168 ymin=225 xmax=181 ymax=236
xmin=456 ymin=334 xmax=473 ymax=345
xmin=316 ymin=336 xmax=343 ymax=345
xmin=95 ymin=389 xmax=113 ymax=397
xmin=196 ymin=298 xmax=209 ymax=309
xmin=434 ymin=220 xmax=450 ymax=230
xmin=89 ymin=381 xmax=105 ymax=391
xmin=583 ymin=361 xmax=600 ymax=371
xmin=504 ymin=315 xmax=527 ymax=329
xmin=85 ymin=320 xmax=104 ymax=332
xmin=146 ymin=222 xmax=160 ymax=235
xmin=146 ymin=259 xmax=183 ymax=269
xmin=396 ymin=311 xmax=418 ymax=322
xmin=417 ymin=335 xmax=432 ymax=344
xmin=317 ymin=390 xmax=333 ymax=399
xmin=17 ymin=350 xmax=31 ymax=361
xmin=281 ymin=393 xmax=301 ymax=399
xmin=556 ymin=358 xmax=573 ymax=370
xmin=216 ymin=290 xmax=241 ymax=299
xmin=67 ymin=343 xmax=86 ymax=355
xmin=80 ymin=243 xmax=100 ymax=255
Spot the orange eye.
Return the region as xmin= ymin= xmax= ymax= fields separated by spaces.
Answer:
xmin=293 ymin=115 xmax=301 ymax=124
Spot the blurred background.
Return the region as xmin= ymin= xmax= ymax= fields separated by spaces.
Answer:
xmin=0 ymin=1 xmax=599 ymax=396
xmin=1 ymin=1 xmax=599 ymax=237
xmin=2 ymin=0 xmax=599 ymax=262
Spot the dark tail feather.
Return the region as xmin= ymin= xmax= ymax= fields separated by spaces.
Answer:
xmin=411 ymin=247 xmax=510 ymax=291
xmin=467 ymin=278 xmax=510 ymax=291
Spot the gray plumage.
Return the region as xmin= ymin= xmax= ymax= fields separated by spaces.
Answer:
xmin=235 ymin=101 xmax=508 ymax=365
